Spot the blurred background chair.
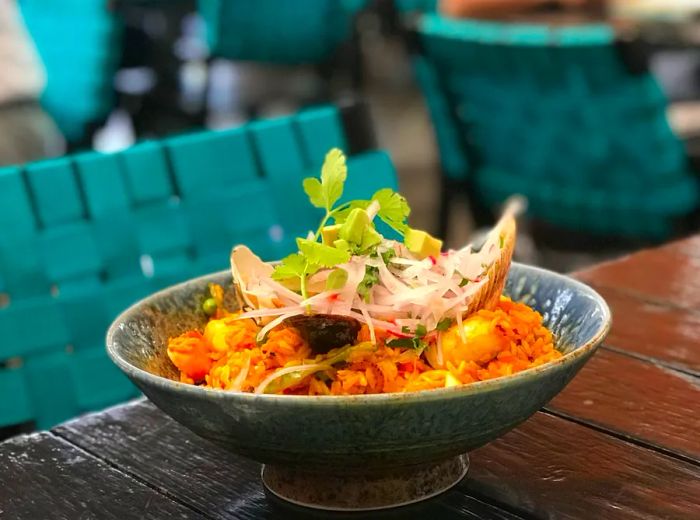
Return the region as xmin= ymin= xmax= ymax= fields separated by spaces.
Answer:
xmin=404 ymin=11 xmax=700 ymax=260
xmin=0 ymin=100 xmax=397 ymax=435
xmin=19 ymin=0 xmax=124 ymax=148
xmin=197 ymin=0 xmax=368 ymax=115
xmin=199 ymin=0 xmax=364 ymax=65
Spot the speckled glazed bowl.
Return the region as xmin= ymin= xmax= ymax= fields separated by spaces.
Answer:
xmin=107 ymin=263 xmax=610 ymax=511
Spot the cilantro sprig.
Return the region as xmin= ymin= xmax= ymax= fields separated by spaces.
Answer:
xmin=333 ymin=188 xmax=411 ymax=237
xmin=303 ymin=149 xmax=411 ymax=241
xmin=387 ymin=318 xmax=454 ymax=351
xmin=272 ymin=148 xmax=411 ymax=300
xmin=303 ymin=148 xmax=348 ymax=237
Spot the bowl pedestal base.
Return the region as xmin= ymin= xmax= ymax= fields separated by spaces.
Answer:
xmin=261 ymin=454 xmax=469 ymax=511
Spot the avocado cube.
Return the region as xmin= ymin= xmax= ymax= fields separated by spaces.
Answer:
xmin=333 ymin=238 xmax=351 ymax=251
xmin=339 ymin=208 xmax=370 ymax=245
xmin=405 ymin=228 xmax=442 ymax=259
xmin=321 ymin=224 xmax=341 ymax=246
xmin=360 ymin=226 xmax=382 ymax=252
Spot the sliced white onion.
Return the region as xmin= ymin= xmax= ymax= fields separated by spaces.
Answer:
xmin=455 ymin=309 xmax=466 ymax=343
xmin=388 ymin=257 xmax=422 ymax=267
xmin=342 ymin=309 xmax=396 ymax=331
xmin=256 ymin=310 xmax=305 ymax=342
xmin=376 ymin=257 xmax=409 ymax=295
xmin=237 ymin=306 xmax=305 ymax=320
xmin=442 ymin=279 xmax=489 ymax=314
xmin=436 ymin=330 xmax=445 ymax=366
xmin=366 ymin=199 xmax=381 ymax=220
xmin=229 ymin=351 xmax=251 ymax=392
xmin=394 ymin=318 xmax=420 ymax=329
xmin=356 ymin=298 xmax=375 ymax=344
xmin=260 ymin=278 xmax=303 ymax=303
xmin=254 ymin=363 xmax=329 ymax=394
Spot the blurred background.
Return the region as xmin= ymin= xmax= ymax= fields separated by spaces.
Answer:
xmin=2 ymin=0 xmax=700 ymax=436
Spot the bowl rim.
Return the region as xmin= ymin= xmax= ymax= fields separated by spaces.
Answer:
xmin=106 ymin=262 xmax=611 ymax=406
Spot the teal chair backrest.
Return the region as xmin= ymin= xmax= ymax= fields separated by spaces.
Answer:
xmin=395 ymin=0 xmax=438 ymax=14
xmin=19 ymin=0 xmax=123 ymax=142
xmin=198 ymin=0 xmax=366 ymax=63
xmin=0 ymin=104 xmax=398 ymax=430
xmin=414 ymin=14 xmax=700 ymax=240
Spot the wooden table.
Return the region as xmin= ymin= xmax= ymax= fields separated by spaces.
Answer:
xmin=1 ymin=237 xmax=699 ymax=519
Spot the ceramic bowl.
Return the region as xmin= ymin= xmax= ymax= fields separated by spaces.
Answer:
xmin=107 ymin=263 xmax=611 ymax=511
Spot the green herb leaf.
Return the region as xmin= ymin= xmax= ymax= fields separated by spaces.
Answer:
xmin=436 ymin=318 xmax=454 ymax=331
xmin=401 ymin=325 xmax=410 ymax=334
xmin=297 ymin=238 xmax=351 ymax=268
xmin=271 ymin=253 xmax=307 ymax=280
xmin=386 ymin=338 xmax=418 ymax=349
xmin=302 ymin=178 xmax=325 ymax=209
xmin=333 ymin=200 xmax=370 ymax=225
xmin=415 ymin=324 xmax=427 ymax=338
xmin=459 ymin=278 xmax=470 ymax=287
xmin=357 ymin=266 xmax=380 ymax=301
xmin=326 ymin=268 xmax=348 ymax=290
xmin=320 ymin=148 xmax=347 ymax=211
xmin=359 ymin=226 xmax=382 ymax=253
xmin=387 ymin=337 xmax=427 ymax=351
xmin=380 ymin=249 xmax=396 ymax=264
xmin=372 ymin=188 xmax=410 ymax=234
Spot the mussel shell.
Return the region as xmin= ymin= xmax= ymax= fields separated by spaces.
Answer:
xmin=286 ymin=314 xmax=361 ymax=355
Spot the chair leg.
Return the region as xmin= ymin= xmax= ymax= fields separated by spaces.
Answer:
xmin=348 ymin=18 xmax=364 ymax=91
xmin=0 ymin=421 xmax=34 ymax=442
xmin=438 ymin=174 xmax=454 ymax=240
xmin=465 ymin=180 xmax=493 ymax=229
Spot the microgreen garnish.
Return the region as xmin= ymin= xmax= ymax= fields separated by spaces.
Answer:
xmin=297 ymin=238 xmax=351 ymax=267
xmin=387 ymin=337 xmax=427 ymax=351
xmin=272 ymin=148 xmax=412 ymax=299
xmin=436 ymin=318 xmax=454 ymax=331
xmin=380 ymin=249 xmax=396 ymax=264
xmin=326 ymin=268 xmax=348 ymax=291
xmin=303 ymin=148 xmax=347 ymax=221
xmin=357 ymin=266 xmax=379 ymax=302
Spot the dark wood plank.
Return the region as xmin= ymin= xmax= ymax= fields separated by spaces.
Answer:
xmin=54 ymin=401 xmax=522 ymax=520
xmin=588 ymin=284 xmax=700 ymax=374
xmin=547 ymin=348 xmax=700 ymax=462
xmin=467 ymin=412 xmax=700 ymax=520
xmin=575 ymin=244 xmax=700 ymax=310
xmin=0 ymin=432 xmax=204 ymax=520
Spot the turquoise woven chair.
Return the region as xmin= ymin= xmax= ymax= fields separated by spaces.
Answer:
xmin=0 ymin=102 xmax=398 ymax=433
xmin=410 ymin=14 xmax=700 ymax=243
xmin=395 ymin=0 xmax=438 ymax=14
xmin=19 ymin=0 xmax=123 ymax=143
xmin=198 ymin=0 xmax=366 ymax=64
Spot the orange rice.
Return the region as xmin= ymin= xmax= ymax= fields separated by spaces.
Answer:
xmin=167 ymin=294 xmax=561 ymax=395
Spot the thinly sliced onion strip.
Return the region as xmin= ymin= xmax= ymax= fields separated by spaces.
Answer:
xmin=237 ymin=306 xmax=305 ymax=320
xmin=230 ymin=351 xmax=251 ymax=391
xmin=366 ymin=199 xmax=381 ymax=220
xmin=254 ymin=363 xmax=329 ymax=394
xmin=260 ymin=278 xmax=303 ymax=303
xmin=356 ymin=298 xmax=375 ymax=345
xmin=256 ymin=310 xmax=304 ymax=343
xmin=455 ymin=309 xmax=466 ymax=343
xmin=436 ymin=330 xmax=444 ymax=367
